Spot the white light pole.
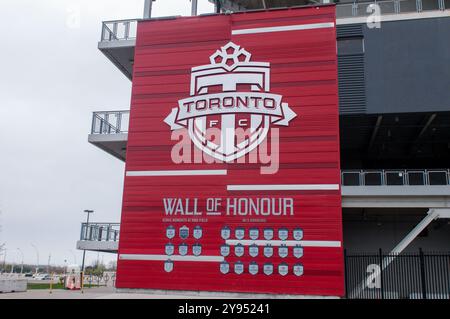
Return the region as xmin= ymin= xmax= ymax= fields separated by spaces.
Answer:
xmin=1 ymin=248 xmax=7 ymax=273
xmin=17 ymin=248 xmax=24 ymax=274
xmin=30 ymin=243 xmax=39 ymax=274
xmin=47 ymin=253 xmax=51 ymax=274
xmin=63 ymin=259 xmax=68 ymax=281
xmin=81 ymin=210 xmax=94 ymax=274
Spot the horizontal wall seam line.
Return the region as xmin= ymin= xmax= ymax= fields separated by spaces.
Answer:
xmin=119 ymin=254 xmax=224 ymax=262
xmin=126 ymin=170 xmax=228 ymax=177
xmin=227 ymin=184 xmax=340 ymax=191
xmin=232 ymin=22 xmax=335 ymax=35
xmin=226 ymin=240 xmax=342 ymax=248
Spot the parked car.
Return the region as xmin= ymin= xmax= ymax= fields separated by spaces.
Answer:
xmin=34 ymin=274 xmax=51 ymax=280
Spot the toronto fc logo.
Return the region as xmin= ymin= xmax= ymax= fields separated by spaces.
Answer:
xmin=164 ymin=42 xmax=297 ymax=162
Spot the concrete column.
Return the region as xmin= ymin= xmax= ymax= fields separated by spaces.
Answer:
xmin=144 ymin=0 xmax=153 ymax=19
xmin=191 ymin=0 xmax=198 ymax=16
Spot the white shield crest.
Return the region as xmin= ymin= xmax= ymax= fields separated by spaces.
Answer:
xmin=220 ymin=244 xmax=230 ymax=257
xmin=220 ymin=262 xmax=230 ymax=274
xmin=179 ymin=243 xmax=188 ymax=256
xmin=249 ymin=244 xmax=259 ymax=257
xmin=165 ymin=243 xmax=175 ymax=256
xmin=294 ymin=264 xmax=304 ymax=277
xmin=293 ymin=228 xmax=304 ymax=241
xmin=234 ymin=262 xmax=244 ymax=275
xmin=249 ymin=228 xmax=259 ymax=240
xmin=193 ymin=226 xmax=203 ymax=240
xmin=263 ymin=228 xmax=274 ymax=240
xmin=235 ymin=228 xmax=245 ymax=240
xmin=179 ymin=226 xmax=189 ymax=240
xmin=221 ymin=226 xmax=231 ymax=240
xmin=263 ymin=263 xmax=273 ymax=276
xmin=166 ymin=226 xmax=175 ymax=239
xmin=164 ymin=260 xmax=174 ymax=273
xmin=164 ymin=42 xmax=297 ymax=163
xmin=234 ymin=244 xmax=245 ymax=257
xmin=293 ymin=245 xmax=304 ymax=259
xmin=278 ymin=245 xmax=288 ymax=258
xmin=278 ymin=263 xmax=289 ymax=276
xmin=193 ymin=244 xmax=202 ymax=256
xmin=249 ymin=262 xmax=258 ymax=275
xmin=278 ymin=228 xmax=289 ymax=241
xmin=263 ymin=245 xmax=273 ymax=258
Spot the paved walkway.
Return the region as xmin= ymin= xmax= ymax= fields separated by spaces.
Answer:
xmin=0 ymin=287 xmax=223 ymax=299
xmin=0 ymin=287 xmax=334 ymax=299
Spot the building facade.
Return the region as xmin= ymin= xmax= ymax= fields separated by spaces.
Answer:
xmin=78 ymin=0 xmax=450 ymax=298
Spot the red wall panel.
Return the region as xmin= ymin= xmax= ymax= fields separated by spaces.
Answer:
xmin=117 ymin=5 xmax=344 ymax=296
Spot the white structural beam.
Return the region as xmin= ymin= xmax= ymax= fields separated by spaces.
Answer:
xmin=388 ymin=209 xmax=441 ymax=256
xmin=143 ymin=0 xmax=153 ymax=19
xmin=351 ymin=208 xmax=450 ymax=298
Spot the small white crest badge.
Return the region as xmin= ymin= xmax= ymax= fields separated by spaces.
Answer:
xmin=166 ymin=226 xmax=175 ymax=239
xmin=263 ymin=245 xmax=274 ymax=258
xmin=278 ymin=245 xmax=289 ymax=258
xmin=193 ymin=244 xmax=202 ymax=256
xmin=249 ymin=262 xmax=258 ymax=275
xmin=293 ymin=245 xmax=304 ymax=259
xmin=293 ymin=228 xmax=304 ymax=241
xmin=235 ymin=228 xmax=245 ymax=240
xmin=220 ymin=262 xmax=230 ymax=274
xmin=220 ymin=244 xmax=230 ymax=257
xmin=293 ymin=264 xmax=304 ymax=277
xmin=278 ymin=263 xmax=289 ymax=276
xmin=249 ymin=244 xmax=259 ymax=257
xmin=179 ymin=226 xmax=189 ymax=240
xmin=278 ymin=228 xmax=289 ymax=241
xmin=178 ymin=243 xmax=188 ymax=256
xmin=249 ymin=228 xmax=259 ymax=240
xmin=164 ymin=260 xmax=174 ymax=273
xmin=221 ymin=226 xmax=231 ymax=240
xmin=234 ymin=262 xmax=244 ymax=275
xmin=235 ymin=244 xmax=245 ymax=257
xmin=263 ymin=228 xmax=274 ymax=240
xmin=263 ymin=263 xmax=273 ymax=276
xmin=165 ymin=243 xmax=175 ymax=256
xmin=193 ymin=226 xmax=203 ymax=240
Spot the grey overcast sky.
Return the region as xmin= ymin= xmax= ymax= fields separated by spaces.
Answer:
xmin=0 ymin=0 xmax=214 ymax=267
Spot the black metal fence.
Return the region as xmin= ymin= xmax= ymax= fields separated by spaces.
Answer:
xmin=345 ymin=249 xmax=450 ymax=299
